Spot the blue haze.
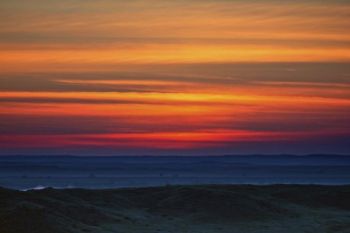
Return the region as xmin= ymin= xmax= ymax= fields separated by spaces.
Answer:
xmin=0 ymin=155 xmax=350 ymax=190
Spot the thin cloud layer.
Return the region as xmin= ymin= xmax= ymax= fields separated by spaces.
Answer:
xmin=0 ymin=0 xmax=349 ymax=154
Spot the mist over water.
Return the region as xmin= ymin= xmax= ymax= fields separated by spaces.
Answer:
xmin=1 ymin=155 xmax=350 ymax=190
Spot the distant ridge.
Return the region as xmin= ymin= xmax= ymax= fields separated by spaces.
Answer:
xmin=0 ymin=154 xmax=349 ymax=158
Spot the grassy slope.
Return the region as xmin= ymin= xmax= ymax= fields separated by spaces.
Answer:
xmin=1 ymin=185 xmax=350 ymax=233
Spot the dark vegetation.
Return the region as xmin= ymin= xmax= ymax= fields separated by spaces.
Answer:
xmin=1 ymin=185 xmax=350 ymax=233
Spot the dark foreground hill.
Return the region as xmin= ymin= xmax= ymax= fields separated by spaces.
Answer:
xmin=1 ymin=185 xmax=350 ymax=233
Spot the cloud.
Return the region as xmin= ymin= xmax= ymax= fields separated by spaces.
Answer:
xmin=0 ymin=0 xmax=349 ymax=154
xmin=0 ymin=0 xmax=350 ymax=71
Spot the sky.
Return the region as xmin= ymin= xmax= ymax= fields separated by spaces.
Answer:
xmin=0 ymin=0 xmax=349 ymax=155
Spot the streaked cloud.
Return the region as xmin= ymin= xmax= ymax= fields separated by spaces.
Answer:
xmin=0 ymin=0 xmax=349 ymax=154
xmin=1 ymin=0 xmax=350 ymax=71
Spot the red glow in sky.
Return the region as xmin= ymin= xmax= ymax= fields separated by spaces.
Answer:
xmin=0 ymin=0 xmax=349 ymax=155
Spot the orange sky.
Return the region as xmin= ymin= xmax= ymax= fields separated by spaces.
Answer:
xmin=0 ymin=0 xmax=349 ymax=155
